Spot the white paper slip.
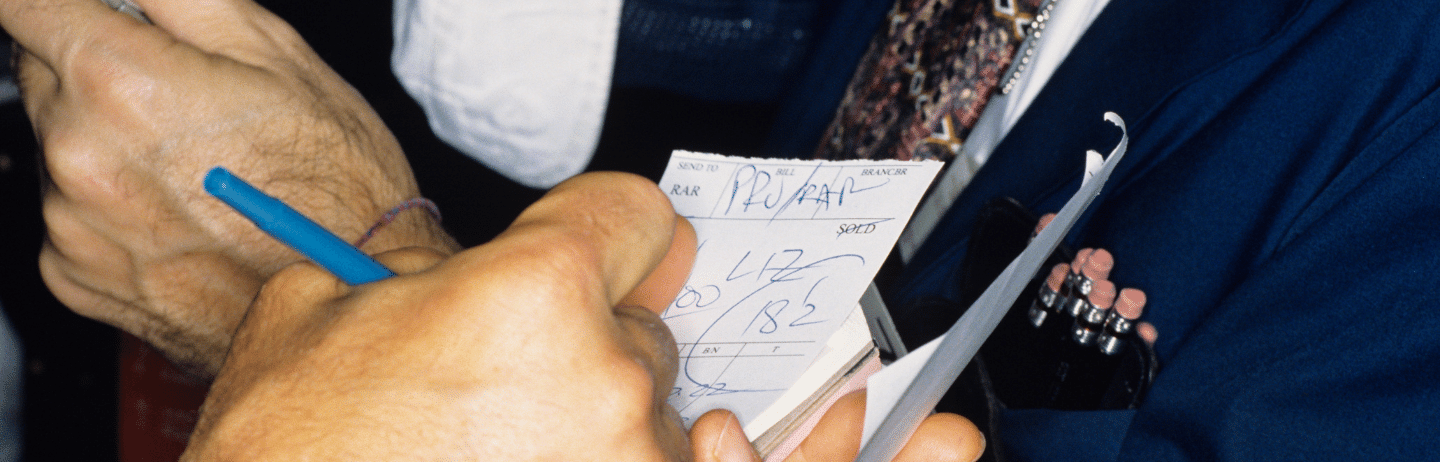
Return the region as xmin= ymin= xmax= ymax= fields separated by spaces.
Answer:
xmin=657 ymin=151 xmax=942 ymax=427
xmin=859 ymin=112 xmax=1131 ymax=461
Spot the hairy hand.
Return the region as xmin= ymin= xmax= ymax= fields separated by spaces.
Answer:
xmin=183 ymin=173 xmax=692 ymax=460
xmin=181 ymin=172 xmax=981 ymax=461
xmin=1 ymin=0 xmax=455 ymax=375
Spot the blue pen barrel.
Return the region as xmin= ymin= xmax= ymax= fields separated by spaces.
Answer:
xmin=204 ymin=167 xmax=396 ymax=285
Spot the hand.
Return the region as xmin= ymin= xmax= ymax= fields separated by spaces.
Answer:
xmin=1 ymin=0 xmax=456 ymax=375
xmin=689 ymin=396 xmax=984 ymax=462
xmin=183 ymin=173 xmax=692 ymax=460
xmin=182 ymin=172 xmax=981 ymax=460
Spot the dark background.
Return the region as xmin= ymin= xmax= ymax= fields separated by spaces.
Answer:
xmin=0 ymin=0 xmax=786 ymax=460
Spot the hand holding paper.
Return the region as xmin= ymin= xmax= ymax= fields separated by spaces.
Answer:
xmin=655 ymin=152 xmax=942 ymax=430
xmin=190 ymin=169 xmax=982 ymax=461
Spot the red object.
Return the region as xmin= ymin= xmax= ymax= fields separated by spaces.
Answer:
xmin=117 ymin=334 xmax=209 ymax=462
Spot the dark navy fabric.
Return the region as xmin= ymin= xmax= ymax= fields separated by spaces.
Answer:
xmin=759 ymin=0 xmax=892 ymax=158
xmin=612 ymin=0 xmax=887 ymax=104
xmin=886 ymin=0 xmax=1440 ymax=460
xmin=997 ymin=409 xmax=1137 ymax=461
xmin=614 ymin=0 xmax=816 ymax=102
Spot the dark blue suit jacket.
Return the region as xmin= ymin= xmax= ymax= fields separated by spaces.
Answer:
xmin=887 ymin=0 xmax=1440 ymax=460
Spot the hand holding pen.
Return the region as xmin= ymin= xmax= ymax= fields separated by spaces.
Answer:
xmin=8 ymin=0 xmax=452 ymax=375
xmin=196 ymin=169 xmax=984 ymax=461
xmin=205 ymin=167 xmax=396 ymax=285
xmin=188 ymin=171 xmax=703 ymax=460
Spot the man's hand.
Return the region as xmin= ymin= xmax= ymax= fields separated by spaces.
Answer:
xmin=183 ymin=173 xmax=692 ymax=460
xmin=182 ymin=173 xmax=981 ymax=461
xmin=1 ymin=0 xmax=456 ymax=375
xmin=690 ymin=396 xmax=984 ymax=462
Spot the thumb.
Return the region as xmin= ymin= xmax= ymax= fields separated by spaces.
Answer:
xmin=690 ymin=410 xmax=762 ymax=462
xmin=618 ymin=216 xmax=696 ymax=314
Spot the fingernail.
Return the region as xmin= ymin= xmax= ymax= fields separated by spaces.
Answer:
xmin=714 ymin=412 xmax=761 ymax=462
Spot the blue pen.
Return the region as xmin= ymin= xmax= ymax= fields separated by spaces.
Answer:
xmin=204 ymin=167 xmax=395 ymax=285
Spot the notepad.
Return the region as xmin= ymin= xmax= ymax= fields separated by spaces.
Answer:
xmin=655 ymin=151 xmax=942 ymax=443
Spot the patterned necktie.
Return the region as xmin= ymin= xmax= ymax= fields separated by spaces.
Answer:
xmin=814 ymin=0 xmax=1043 ymax=161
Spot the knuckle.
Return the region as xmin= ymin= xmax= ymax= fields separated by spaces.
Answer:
xmin=41 ymin=149 xmax=147 ymax=214
xmin=264 ymin=261 xmax=335 ymax=291
xmin=544 ymin=172 xmax=670 ymax=226
xmin=570 ymin=172 xmax=672 ymax=224
xmin=528 ymin=230 xmax=603 ymax=278
xmin=40 ymin=137 xmax=105 ymax=185
xmin=471 ymin=228 xmax=606 ymax=306
xmin=37 ymin=245 xmax=100 ymax=316
xmin=63 ymin=30 xmax=136 ymax=95
xmin=14 ymin=50 xmax=58 ymax=99
xmin=503 ymin=178 xmax=676 ymax=295
xmin=588 ymin=353 xmax=662 ymax=421
xmin=253 ymin=261 xmax=344 ymax=312
xmin=616 ymin=305 xmax=679 ymax=383
xmin=39 ymin=197 xmax=132 ymax=271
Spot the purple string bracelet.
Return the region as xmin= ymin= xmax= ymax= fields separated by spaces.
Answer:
xmin=353 ymin=198 xmax=442 ymax=248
